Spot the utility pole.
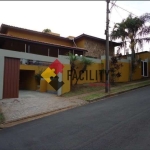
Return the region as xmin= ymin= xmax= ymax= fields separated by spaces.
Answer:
xmin=105 ymin=0 xmax=110 ymax=93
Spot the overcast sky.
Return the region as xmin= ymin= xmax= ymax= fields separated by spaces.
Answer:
xmin=0 ymin=1 xmax=150 ymax=54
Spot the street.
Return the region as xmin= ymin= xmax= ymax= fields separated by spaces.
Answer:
xmin=0 ymin=86 xmax=150 ymax=150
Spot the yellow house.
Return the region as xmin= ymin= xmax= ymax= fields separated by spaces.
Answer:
xmin=0 ymin=24 xmax=122 ymax=99
xmin=0 ymin=24 xmax=88 ymax=99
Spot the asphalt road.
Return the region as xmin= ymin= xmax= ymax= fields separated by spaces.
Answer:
xmin=0 ymin=86 xmax=150 ymax=150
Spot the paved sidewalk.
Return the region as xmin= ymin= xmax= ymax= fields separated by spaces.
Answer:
xmin=0 ymin=90 xmax=87 ymax=123
xmin=1 ymin=79 xmax=150 ymax=125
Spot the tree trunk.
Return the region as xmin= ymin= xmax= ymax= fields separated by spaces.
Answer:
xmin=74 ymin=70 xmax=83 ymax=85
xmin=70 ymin=64 xmax=75 ymax=88
xmin=74 ymin=65 xmax=87 ymax=85
xmin=130 ymin=39 xmax=135 ymax=81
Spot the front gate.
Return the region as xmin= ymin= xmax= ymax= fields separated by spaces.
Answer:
xmin=3 ymin=57 xmax=20 ymax=99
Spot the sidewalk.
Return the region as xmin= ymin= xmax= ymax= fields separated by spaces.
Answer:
xmin=0 ymin=91 xmax=87 ymax=127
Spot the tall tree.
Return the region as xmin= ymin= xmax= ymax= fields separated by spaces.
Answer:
xmin=42 ymin=28 xmax=51 ymax=33
xmin=110 ymin=13 xmax=150 ymax=80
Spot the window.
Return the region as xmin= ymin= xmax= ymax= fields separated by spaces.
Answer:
xmin=141 ymin=60 xmax=148 ymax=77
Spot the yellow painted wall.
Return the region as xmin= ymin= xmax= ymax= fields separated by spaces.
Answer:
xmin=7 ymin=28 xmax=72 ymax=47
xmin=20 ymin=65 xmax=47 ymax=74
xmin=116 ymin=62 xmax=130 ymax=82
xmin=20 ymin=65 xmax=47 ymax=90
xmin=137 ymin=52 xmax=150 ymax=60
xmin=20 ymin=52 xmax=150 ymax=95
xmin=72 ymin=63 xmax=102 ymax=85
xmin=40 ymin=79 xmax=47 ymax=92
xmin=132 ymin=65 xmax=142 ymax=80
xmin=75 ymin=38 xmax=85 ymax=48
xmin=101 ymin=59 xmax=106 ymax=82
xmin=37 ymin=64 xmax=71 ymax=94
xmin=132 ymin=52 xmax=150 ymax=80
xmin=62 ymin=64 xmax=71 ymax=94
xmin=19 ymin=70 xmax=36 ymax=90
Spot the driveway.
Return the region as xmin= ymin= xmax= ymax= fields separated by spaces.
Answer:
xmin=0 ymin=90 xmax=87 ymax=123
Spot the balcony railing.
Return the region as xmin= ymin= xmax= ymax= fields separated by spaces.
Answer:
xmin=20 ymin=59 xmax=51 ymax=66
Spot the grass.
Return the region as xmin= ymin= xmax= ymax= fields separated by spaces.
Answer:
xmin=0 ymin=108 xmax=5 ymax=124
xmin=62 ymin=78 xmax=150 ymax=98
xmin=62 ymin=83 xmax=105 ymax=97
xmin=81 ymin=80 xmax=150 ymax=101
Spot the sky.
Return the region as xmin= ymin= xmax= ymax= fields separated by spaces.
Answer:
xmin=0 ymin=1 xmax=150 ymax=54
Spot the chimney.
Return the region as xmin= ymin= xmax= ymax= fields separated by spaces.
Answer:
xmin=67 ymin=36 xmax=75 ymax=40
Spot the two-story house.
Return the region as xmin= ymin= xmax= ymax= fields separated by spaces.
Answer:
xmin=0 ymin=24 xmax=121 ymax=99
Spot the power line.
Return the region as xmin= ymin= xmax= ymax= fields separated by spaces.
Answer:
xmin=114 ymin=5 xmax=123 ymax=19
xmin=110 ymin=0 xmax=116 ymax=11
xmin=109 ymin=1 xmax=118 ymax=26
xmin=110 ymin=2 xmax=138 ymax=17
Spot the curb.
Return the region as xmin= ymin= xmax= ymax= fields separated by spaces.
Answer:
xmin=0 ymin=105 xmax=78 ymax=129
xmin=86 ymin=84 xmax=150 ymax=103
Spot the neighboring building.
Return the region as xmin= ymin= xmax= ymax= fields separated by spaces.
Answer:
xmin=74 ymin=34 xmax=121 ymax=58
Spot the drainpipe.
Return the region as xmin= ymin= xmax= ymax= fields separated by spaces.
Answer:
xmin=28 ymin=45 xmax=30 ymax=53
xmin=48 ymin=48 xmax=50 ymax=56
xmin=73 ymin=38 xmax=77 ymax=47
xmin=25 ymin=44 xmax=26 ymax=53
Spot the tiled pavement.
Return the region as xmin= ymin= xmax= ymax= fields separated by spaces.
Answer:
xmin=0 ymin=90 xmax=87 ymax=123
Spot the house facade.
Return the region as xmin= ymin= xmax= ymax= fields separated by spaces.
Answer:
xmin=0 ymin=24 xmax=121 ymax=99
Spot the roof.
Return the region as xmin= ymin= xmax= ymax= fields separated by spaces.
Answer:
xmin=0 ymin=33 xmax=88 ymax=52
xmin=74 ymin=33 xmax=121 ymax=46
xmin=122 ymin=51 xmax=150 ymax=56
xmin=135 ymin=51 xmax=150 ymax=54
xmin=0 ymin=24 xmax=72 ymax=41
xmin=0 ymin=24 xmax=121 ymax=46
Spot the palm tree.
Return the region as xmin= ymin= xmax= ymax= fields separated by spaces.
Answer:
xmin=68 ymin=52 xmax=79 ymax=87
xmin=74 ymin=57 xmax=93 ymax=85
xmin=42 ymin=28 xmax=51 ymax=33
xmin=68 ymin=53 xmax=93 ymax=86
xmin=68 ymin=52 xmax=78 ymax=72
xmin=110 ymin=13 xmax=150 ymax=81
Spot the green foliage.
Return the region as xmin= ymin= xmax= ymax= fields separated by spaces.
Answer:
xmin=74 ymin=56 xmax=93 ymax=85
xmin=35 ymin=69 xmax=44 ymax=85
xmin=110 ymin=54 xmax=123 ymax=84
xmin=81 ymin=56 xmax=93 ymax=66
xmin=68 ymin=52 xmax=78 ymax=66
xmin=0 ymin=109 xmax=5 ymax=124
xmin=42 ymin=28 xmax=51 ymax=33
xmin=80 ymin=56 xmax=93 ymax=72
xmin=67 ymin=52 xmax=79 ymax=87
xmin=68 ymin=53 xmax=93 ymax=85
